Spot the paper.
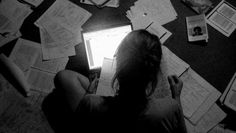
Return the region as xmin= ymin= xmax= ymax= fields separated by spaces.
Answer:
xmin=185 ymin=104 xmax=227 ymax=133
xmin=23 ymin=0 xmax=44 ymax=7
xmin=39 ymin=27 xmax=76 ymax=60
xmin=0 ymin=0 xmax=32 ymax=34
xmin=161 ymin=46 xmax=189 ymax=77
xmin=96 ymin=58 xmax=116 ymax=96
xmin=0 ymin=31 xmax=21 ymax=47
xmin=180 ymin=68 xmax=218 ymax=119
xmin=146 ymin=22 xmax=172 ymax=44
xmin=36 ymin=0 xmax=92 ymax=33
xmin=195 ymin=104 xmax=227 ymax=133
xmin=32 ymin=53 xmax=68 ymax=74
xmin=26 ymin=68 xmax=55 ymax=93
xmin=209 ymin=125 xmax=236 ymax=133
xmin=38 ymin=15 xmax=82 ymax=46
xmin=126 ymin=0 xmax=177 ymax=27
xmin=206 ymin=0 xmax=236 ymax=37
xmin=9 ymin=38 xmax=40 ymax=72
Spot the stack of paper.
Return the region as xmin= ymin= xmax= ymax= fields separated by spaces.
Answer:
xmin=0 ymin=0 xmax=32 ymax=47
xmin=126 ymin=0 xmax=177 ymax=29
xmin=10 ymin=38 xmax=69 ymax=93
xmin=35 ymin=0 xmax=92 ymax=60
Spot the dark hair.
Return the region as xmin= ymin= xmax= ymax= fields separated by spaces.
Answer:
xmin=112 ymin=30 xmax=162 ymax=100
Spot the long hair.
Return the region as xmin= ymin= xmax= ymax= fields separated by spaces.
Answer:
xmin=112 ymin=30 xmax=162 ymax=101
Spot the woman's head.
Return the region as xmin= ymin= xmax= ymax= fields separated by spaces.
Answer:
xmin=112 ymin=30 xmax=162 ymax=99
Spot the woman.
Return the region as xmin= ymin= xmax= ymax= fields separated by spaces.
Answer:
xmin=54 ymin=30 xmax=187 ymax=132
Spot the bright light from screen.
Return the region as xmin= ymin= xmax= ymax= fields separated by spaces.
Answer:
xmin=83 ymin=25 xmax=132 ymax=69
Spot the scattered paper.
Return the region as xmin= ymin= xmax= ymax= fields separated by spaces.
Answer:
xmin=180 ymin=68 xmax=221 ymax=120
xmin=26 ymin=68 xmax=55 ymax=93
xmin=206 ymin=0 xmax=236 ymax=37
xmin=146 ymin=22 xmax=172 ymax=44
xmin=195 ymin=104 xmax=227 ymax=133
xmin=36 ymin=0 xmax=92 ymax=33
xmin=9 ymin=38 xmax=40 ymax=72
xmin=0 ymin=0 xmax=32 ymax=34
xmin=126 ymin=0 xmax=177 ymax=28
xmin=220 ymin=72 xmax=236 ymax=103
xmin=161 ymin=46 xmax=189 ymax=76
xmin=39 ymin=27 xmax=76 ymax=60
xmin=185 ymin=104 xmax=227 ymax=133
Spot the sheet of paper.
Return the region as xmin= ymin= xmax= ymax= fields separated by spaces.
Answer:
xmin=39 ymin=27 xmax=76 ymax=60
xmin=9 ymin=38 xmax=40 ymax=72
xmin=0 ymin=31 xmax=21 ymax=47
xmin=96 ymin=58 xmax=116 ymax=96
xmin=146 ymin=22 xmax=172 ymax=44
xmin=32 ymin=53 xmax=68 ymax=74
xmin=0 ymin=0 xmax=32 ymax=33
xmin=206 ymin=1 xmax=236 ymax=37
xmin=127 ymin=0 xmax=177 ymax=26
xmin=180 ymin=68 xmax=218 ymax=119
xmin=195 ymin=104 xmax=227 ymax=133
xmin=185 ymin=104 xmax=227 ymax=133
xmin=38 ymin=15 xmax=82 ymax=46
xmin=23 ymin=0 xmax=44 ymax=7
xmin=181 ymin=68 xmax=222 ymax=124
xmin=161 ymin=46 xmax=189 ymax=77
xmin=26 ymin=68 xmax=55 ymax=93
xmin=36 ymin=0 xmax=91 ymax=33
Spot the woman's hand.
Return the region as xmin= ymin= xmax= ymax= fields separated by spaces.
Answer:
xmin=167 ymin=75 xmax=183 ymax=101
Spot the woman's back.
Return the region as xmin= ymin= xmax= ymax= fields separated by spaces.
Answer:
xmin=75 ymin=94 xmax=185 ymax=133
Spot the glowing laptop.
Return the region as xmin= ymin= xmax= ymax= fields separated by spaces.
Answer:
xmin=83 ymin=24 xmax=132 ymax=70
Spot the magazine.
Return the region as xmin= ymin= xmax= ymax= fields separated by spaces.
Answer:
xmin=186 ymin=14 xmax=208 ymax=42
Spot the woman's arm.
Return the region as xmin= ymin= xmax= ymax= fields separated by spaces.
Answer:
xmin=168 ymin=75 xmax=187 ymax=133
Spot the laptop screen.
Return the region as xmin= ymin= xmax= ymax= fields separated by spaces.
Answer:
xmin=83 ymin=24 xmax=132 ymax=70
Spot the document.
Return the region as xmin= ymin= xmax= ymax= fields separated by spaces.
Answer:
xmin=220 ymin=72 xmax=236 ymax=103
xmin=96 ymin=58 xmax=116 ymax=96
xmin=185 ymin=104 xmax=227 ymax=133
xmin=39 ymin=27 xmax=76 ymax=60
xmin=161 ymin=46 xmax=189 ymax=77
xmin=146 ymin=22 xmax=172 ymax=44
xmin=26 ymin=68 xmax=55 ymax=93
xmin=206 ymin=0 xmax=236 ymax=37
xmin=32 ymin=53 xmax=68 ymax=74
xmin=180 ymin=68 xmax=221 ymax=119
xmin=9 ymin=38 xmax=40 ymax=72
xmin=195 ymin=104 xmax=227 ymax=133
xmin=126 ymin=0 xmax=177 ymax=26
xmin=36 ymin=0 xmax=92 ymax=33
